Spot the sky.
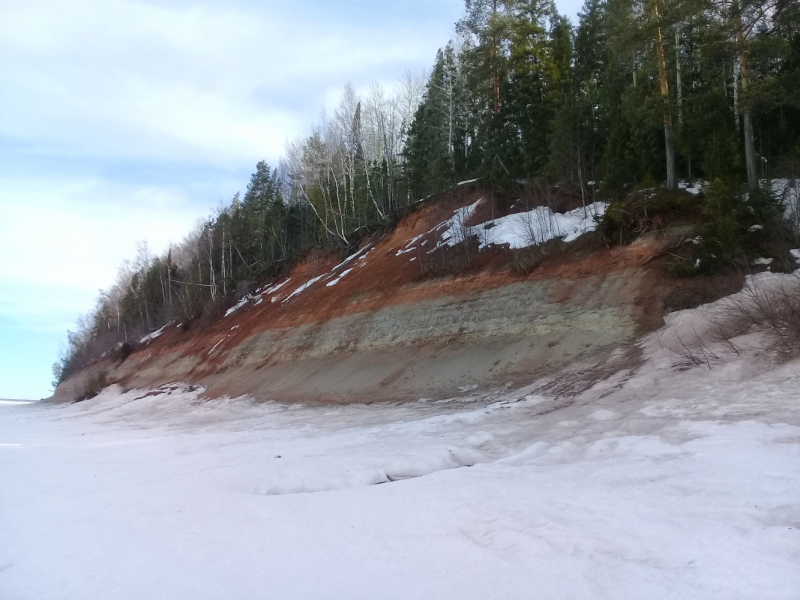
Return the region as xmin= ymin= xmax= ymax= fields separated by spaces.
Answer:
xmin=0 ymin=0 xmax=584 ymax=400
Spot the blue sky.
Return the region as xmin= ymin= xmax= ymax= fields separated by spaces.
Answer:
xmin=0 ymin=0 xmax=583 ymax=400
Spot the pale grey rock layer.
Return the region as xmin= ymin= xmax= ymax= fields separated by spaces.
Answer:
xmin=55 ymin=274 xmax=649 ymax=403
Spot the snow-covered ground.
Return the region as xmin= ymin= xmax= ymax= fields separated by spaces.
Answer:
xmin=398 ymin=200 xmax=606 ymax=259
xmin=473 ymin=201 xmax=606 ymax=248
xmin=2 ymin=302 xmax=800 ymax=599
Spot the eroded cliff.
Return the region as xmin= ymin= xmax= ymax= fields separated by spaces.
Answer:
xmin=54 ymin=194 xmax=701 ymax=403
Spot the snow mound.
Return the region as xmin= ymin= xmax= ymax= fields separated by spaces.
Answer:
xmin=472 ymin=201 xmax=606 ymax=249
xmin=402 ymin=200 xmax=607 ymax=258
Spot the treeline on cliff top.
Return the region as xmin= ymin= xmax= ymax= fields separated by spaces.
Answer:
xmin=54 ymin=0 xmax=800 ymax=386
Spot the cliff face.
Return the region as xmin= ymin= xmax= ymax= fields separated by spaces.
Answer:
xmin=54 ymin=194 xmax=679 ymax=403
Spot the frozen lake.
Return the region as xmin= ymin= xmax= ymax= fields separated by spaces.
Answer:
xmin=2 ymin=335 xmax=799 ymax=600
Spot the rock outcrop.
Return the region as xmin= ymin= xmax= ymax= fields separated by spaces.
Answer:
xmin=54 ymin=195 xmax=684 ymax=403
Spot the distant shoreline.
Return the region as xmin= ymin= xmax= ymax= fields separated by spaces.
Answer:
xmin=0 ymin=399 xmax=39 ymax=405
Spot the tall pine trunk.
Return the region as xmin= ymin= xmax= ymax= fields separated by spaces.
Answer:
xmin=733 ymin=0 xmax=758 ymax=192
xmin=492 ymin=0 xmax=501 ymax=116
xmin=676 ymin=31 xmax=683 ymax=128
xmin=653 ymin=0 xmax=677 ymax=191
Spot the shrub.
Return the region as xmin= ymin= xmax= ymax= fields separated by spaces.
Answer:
xmin=416 ymin=237 xmax=481 ymax=279
xmin=111 ymin=341 xmax=137 ymax=363
xmin=717 ymin=273 xmax=800 ymax=353
xmin=76 ymin=370 xmax=111 ymax=403
xmin=672 ymin=179 xmax=797 ymax=275
xmin=599 ymin=186 xmax=703 ymax=246
xmin=661 ymin=272 xmax=800 ymax=368
xmin=511 ymin=238 xmax=567 ymax=274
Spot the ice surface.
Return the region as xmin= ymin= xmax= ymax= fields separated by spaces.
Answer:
xmin=2 ymin=311 xmax=800 ymax=599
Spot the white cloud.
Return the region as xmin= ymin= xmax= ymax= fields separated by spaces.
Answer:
xmin=0 ymin=0 xmax=462 ymax=166
xmin=0 ymin=0 xmax=579 ymax=397
xmin=0 ymin=174 xmax=207 ymax=329
xmin=0 ymin=0 xmax=464 ymax=318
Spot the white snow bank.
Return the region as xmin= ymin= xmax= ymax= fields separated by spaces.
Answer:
xmin=434 ymin=200 xmax=606 ymax=252
xmin=475 ymin=201 xmax=607 ymax=249
xmin=401 ymin=200 xmax=607 ymax=259
xmin=263 ymin=278 xmax=291 ymax=296
xmin=751 ymin=257 xmax=773 ymax=266
xmin=331 ymin=245 xmax=372 ymax=272
xmin=2 ymin=323 xmax=800 ymax=599
xmin=652 ymin=268 xmax=800 ymax=372
xmin=430 ymin=200 xmax=483 ymax=251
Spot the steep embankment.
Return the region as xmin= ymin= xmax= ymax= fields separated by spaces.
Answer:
xmin=54 ymin=192 xmax=711 ymax=403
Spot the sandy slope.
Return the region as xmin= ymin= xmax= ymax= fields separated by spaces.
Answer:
xmin=2 ymin=293 xmax=800 ymax=599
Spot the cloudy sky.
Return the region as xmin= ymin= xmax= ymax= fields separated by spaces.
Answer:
xmin=0 ymin=0 xmax=583 ymax=399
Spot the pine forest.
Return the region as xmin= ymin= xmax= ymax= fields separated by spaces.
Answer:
xmin=55 ymin=0 xmax=800 ymax=385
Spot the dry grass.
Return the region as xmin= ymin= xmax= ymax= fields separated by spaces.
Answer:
xmin=510 ymin=238 xmax=567 ymax=274
xmin=76 ymin=370 xmax=111 ymax=403
xmin=715 ymin=272 xmax=800 ymax=353
xmin=661 ymin=271 xmax=800 ymax=369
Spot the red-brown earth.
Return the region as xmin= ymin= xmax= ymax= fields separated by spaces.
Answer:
xmin=54 ymin=189 xmax=736 ymax=404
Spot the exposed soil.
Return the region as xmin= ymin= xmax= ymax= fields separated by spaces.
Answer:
xmin=54 ymin=189 xmax=740 ymax=404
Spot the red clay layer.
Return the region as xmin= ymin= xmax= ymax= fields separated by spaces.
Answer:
xmin=130 ymin=192 xmax=666 ymax=374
